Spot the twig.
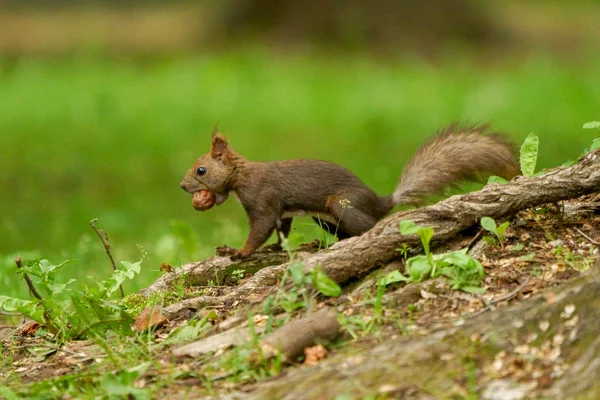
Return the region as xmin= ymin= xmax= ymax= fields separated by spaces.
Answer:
xmin=90 ymin=219 xmax=124 ymax=298
xmin=489 ymin=277 xmax=530 ymax=305
xmin=574 ymin=227 xmax=600 ymax=246
xmin=473 ymin=278 xmax=530 ymax=316
xmin=15 ymin=257 xmax=43 ymax=301
xmin=465 ymin=228 xmax=485 ymax=250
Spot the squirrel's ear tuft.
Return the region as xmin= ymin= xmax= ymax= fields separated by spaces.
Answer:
xmin=211 ymin=124 xmax=220 ymax=138
xmin=211 ymin=132 xmax=229 ymax=159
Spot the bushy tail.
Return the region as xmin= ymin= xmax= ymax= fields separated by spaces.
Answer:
xmin=392 ymin=124 xmax=520 ymax=205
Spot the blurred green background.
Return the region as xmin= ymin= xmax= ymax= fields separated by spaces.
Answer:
xmin=1 ymin=0 xmax=599 ymax=298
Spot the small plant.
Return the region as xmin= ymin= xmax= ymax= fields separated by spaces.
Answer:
xmin=0 ymin=257 xmax=142 ymax=342
xmin=397 ymin=243 xmax=410 ymax=259
xmin=337 ymin=281 xmax=390 ymax=340
xmin=273 ymin=235 xmax=342 ymax=314
xmin=436 ymin=251 xmax=485 ymax=293
xmin=399 ymin=220 xmax=435 ymax=274
xmin=554 ymin=245 xmax=594 ymax=271
xmin=480 ymin=216 xmax=510 ymax=248
xmin=379 ymin=221 xmax=486 ymax=293
xmin=231 ymin=268 xmax=246 ymax=284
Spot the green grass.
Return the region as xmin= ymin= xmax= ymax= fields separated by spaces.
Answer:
xmin=1 ymin=49 xmax=599 ymax=299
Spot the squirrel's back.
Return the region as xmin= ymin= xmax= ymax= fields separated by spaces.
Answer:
xmin=393 ymin=124 xmax=520 ymax=205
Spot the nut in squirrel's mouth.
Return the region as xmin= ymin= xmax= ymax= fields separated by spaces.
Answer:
xmin=192 ymin=190 xmax=216 ymax=211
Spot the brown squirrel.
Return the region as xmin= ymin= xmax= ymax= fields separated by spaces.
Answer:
xmin=180 ymin=124 xmax=520 ymax=259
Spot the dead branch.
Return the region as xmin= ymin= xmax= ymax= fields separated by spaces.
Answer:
xmin=260 ymin=307 xmax=341 ymax=362
xmin=90 ymin=218 xmax=124 ymax=298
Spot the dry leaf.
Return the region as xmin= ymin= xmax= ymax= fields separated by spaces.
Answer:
xmin=303 ymin=344 xmax=328 ymax=365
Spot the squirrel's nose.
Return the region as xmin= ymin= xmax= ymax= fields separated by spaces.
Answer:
xmin=180 ymin=181 xmax=187 ymax=191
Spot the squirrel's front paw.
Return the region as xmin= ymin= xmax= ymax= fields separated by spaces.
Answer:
xmin=216 ymin=245 xmax=237 ymax=257
xmin=230 ymin=251 xmax=250 ymax=261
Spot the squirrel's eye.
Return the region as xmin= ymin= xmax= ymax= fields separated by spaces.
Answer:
xmin=196 ymin=167 xmax=207 ymax=176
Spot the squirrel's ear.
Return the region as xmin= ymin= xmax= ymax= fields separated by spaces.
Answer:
xmin=211 ymin=132 xmax=229 ymax=159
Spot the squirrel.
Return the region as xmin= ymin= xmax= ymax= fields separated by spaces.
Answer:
xmin=180 ymin=124 xmax=520 ymax=259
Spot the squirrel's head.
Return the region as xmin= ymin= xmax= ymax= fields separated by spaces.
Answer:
xmin=180 ymin=129 xmax=237 ymax=206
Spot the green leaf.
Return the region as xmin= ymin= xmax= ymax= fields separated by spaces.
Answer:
xmin=120 ymin=260 xmax=142 ymax=278
xmin=0 ymin=296 xmax=44 ymax=323
xmin=39 ymin=259 xmax=71 ymax=275
xmin=311 ymin=268 xmax=342 ymax=297
xmin=399 ymin=220 xmax=421 ymax=235
xmin=480 ymin=216 xmax=498 ymax=235
xmin=482 ymin=236 xmax=497 ymax=246
xmin=497 ymin=221 xmax=510 ymax=237
xmin=591 ymin=138 xmax=600 ymax=150
xmin=377 ymin=270 xmax=410 ymax=287
xmin=47 ymin=279 xmax=76 ymax=295
xmin=520 ymin=132 xmax=539 ymax=177
xmin=583 ymin=121 xmax=600 ymax=129
xmin=520 ymin=252 xmax=536 ymax=261
xmin=487 ymin=175 xmax=508 ymax=185
xmin=405 ymin=255 xmax=431 ymax=282
xmin=461 ymin=286 xmax=486 ymax=294
xmin=418 ymin=227 xmax=434 ymax=247
xmin=438 ymin=251 xmax=485 ymax=291
xmin=511 ymin=243 xmax=524 ymax=251
xmin=102 ymin=259 xmax=143 ymax=297
xmin=162 ymin=318 xmax=209 ymax=346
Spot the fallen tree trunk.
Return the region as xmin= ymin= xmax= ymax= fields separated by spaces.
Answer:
xmin=147 ymin=150 xmax=600 ymax=318
xmin=239 ymin=264 xmax=600 ymax=399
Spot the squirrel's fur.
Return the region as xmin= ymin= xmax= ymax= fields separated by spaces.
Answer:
xmin=180 ymin=124 xmax=520 ymax=259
